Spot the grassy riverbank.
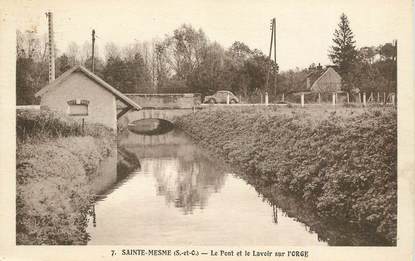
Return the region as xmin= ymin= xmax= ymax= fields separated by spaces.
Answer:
xmin=176 ymin=106 xmax=397 ymax=245
xmin=16 ymin=110 xmax=115 ymax=244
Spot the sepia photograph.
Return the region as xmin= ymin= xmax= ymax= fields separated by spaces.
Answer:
xmin=1 ymin=0 xmax=414 ymax=260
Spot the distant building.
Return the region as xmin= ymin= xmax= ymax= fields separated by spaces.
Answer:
xmin=306 ymin=67 xmax=342 ymax=93
xmin=35 ymin=65 xmax=141 ymax=130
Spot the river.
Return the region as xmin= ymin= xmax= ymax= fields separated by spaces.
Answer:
xmin=86 ymin=128 xmax=329 ymax=245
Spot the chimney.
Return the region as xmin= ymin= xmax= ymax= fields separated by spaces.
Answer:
xmin=46 ymin=12 xmax=55 ymax=82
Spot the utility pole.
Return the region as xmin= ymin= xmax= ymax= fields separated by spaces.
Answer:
xmin=265 ymin=19 xmax=274 ymax=96
xmin=45 ymin=12 xmax=55 ymax=82
xmin=273 ymin=18 xmax=277 ymax=96
xmin=265 ymin=18 xmax=277 ymax=97
xmin=92 ymin=29 xmax=95 ymax=73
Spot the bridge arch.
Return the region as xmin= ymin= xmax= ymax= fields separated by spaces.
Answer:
xmin=118 ymin=108 xmax=197 ymax=130
xmin=116 ymin=93 xmax=201 ymax=129
xmin=128 ymin=118 xmax=174 ymax=135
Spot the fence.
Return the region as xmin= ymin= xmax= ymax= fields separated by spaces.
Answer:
xmin=273 ymin=91 xmax=396 ymax=107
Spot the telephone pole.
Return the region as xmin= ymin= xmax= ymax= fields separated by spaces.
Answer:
xmin=46 ymin=12 xmax=55 ymax=82
xmin=265 ymin=18 xmax=277 ymax=96
xmin=265 ymin=19 xmax=273 ymax=95
xmin=273 ymin=18 xmax=277 ymax=96
xmin=92 ymin=29 xmax=95 ymax=73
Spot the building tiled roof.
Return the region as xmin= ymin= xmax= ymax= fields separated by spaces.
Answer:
xmin=35 ymin=65 xmax=141 ymax=111
xmin=290 ymin=66 xmax=341 ymax=94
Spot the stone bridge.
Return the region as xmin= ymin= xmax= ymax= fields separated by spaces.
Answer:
xmin=117 ymin=93 xmax=201 ymax=127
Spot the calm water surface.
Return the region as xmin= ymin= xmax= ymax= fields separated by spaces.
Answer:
xmin=86 ymin=129 xmax=327 ymax=245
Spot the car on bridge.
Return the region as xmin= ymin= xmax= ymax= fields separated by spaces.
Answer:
xmin=203 ymin=90 xmax=239 ymax=104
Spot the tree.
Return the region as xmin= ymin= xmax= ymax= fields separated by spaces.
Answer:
xmin=379 ymin=43 xmax=396 ymax=61
xmin=221 ymin=42 xmax=252 ymax=97
xmin=162 ymin=24 xmax=208 ymax=82
xmin=55 ymin=54 xmax=71 ymax=77
xmin=81 ymin=41 xmax=92 ymax=64
xmin=16 ymin=57 xmax=36 ymax=105
xmin=350 ymin=42 xmax=396 ymax=94
xmin=154 ymin=41 xmax=170 ymax=90
xmin=124 ymin=52 xmax=152 ymax=93
xmin=228 ymin=41 xmax=252 ymax=60
xmin=244 ymin=49 xmax=277 ymax=96
xmin=359 ymin=46 xmax=376 ymax=64
xmin=104 ymin=42 xmax=121 ymax=61
xmin=102 ymin=45 xmax=152 ymax=93
xmin=103 ymin=55 xmax=128 ymax=92
xmin=84 ymin=56 xmax=105 ymax=78
xmin=16 ymin=30 xmax=48 ymax=105
xmin=329 ymin=13 xmax=358 ymax=91
xmin=188 ymin=42 xmax=226 ymax=96
xmin=66 ymin=42 xmax=81 ymax=65
xmin=277 ymin=67 xmax=307 ymax=94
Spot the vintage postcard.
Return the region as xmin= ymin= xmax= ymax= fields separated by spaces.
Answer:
xmin=0 ymin=0 xmax=413 ymax=260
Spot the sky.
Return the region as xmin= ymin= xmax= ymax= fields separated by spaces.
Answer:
xmin=13 ymin=0 xmax=404 ymax=71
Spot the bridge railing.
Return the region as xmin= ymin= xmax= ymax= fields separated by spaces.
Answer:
xmin=117 ymin=93 xmax=201 ymax=110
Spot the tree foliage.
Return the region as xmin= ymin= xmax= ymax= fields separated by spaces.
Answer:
xmin=16 ymin=22 xmax=396 ymax=105
xmin=329 ymin=13 xmax=358 ymax=91
xmin=351 ymin=44 xmax=397 ymax=94
xmin=154 ymin=25 xmax=278 ymax=98
xmin=16 ymin=30 xmax=48 ymax=105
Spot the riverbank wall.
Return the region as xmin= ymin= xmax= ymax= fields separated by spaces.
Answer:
xmin=16 ymin=110 xmax=116 ymax=244
xmin=175 ymin=107 xmax=397 ymax=245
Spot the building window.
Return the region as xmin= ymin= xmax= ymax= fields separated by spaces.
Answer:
xmin=67 ymin=99 xmax=89 ymax=116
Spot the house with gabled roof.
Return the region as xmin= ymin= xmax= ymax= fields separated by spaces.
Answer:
xmin=35 ymin=65 xmax=141 ymax=130
xmin=306 ymin=67 xmax=342 ymax=93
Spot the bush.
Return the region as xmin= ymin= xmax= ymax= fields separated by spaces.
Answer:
xmin=176 ymin=107 xmax=397 ymax=245
xmin=16 ymin=109 xmax=114 ymax=143
xmin=16 ymin=110 xmax=116 ymax=245
xmin=16 ymin=137 xmax=109 ymax=244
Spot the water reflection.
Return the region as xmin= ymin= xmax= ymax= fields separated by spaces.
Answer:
xmin=128 ymin=118 xmax=174 ymax=135
xmin=120 ymin=129 xmax=226 ymax=214
xmin=88 ymin=151 xmax=118 ymax=196
xmin=86 ymin=129 xmax=327 ymax=245
xmin=88 ymin=147 xmax=141 ymax=202
xmin=154 ymin=160 xmax=224 ymax=214
xmin=242 ymin=174 xmax=388 ymax=246
xmin=272 ymin=204 xmax=278 ymax=224
xmin=84 ymin=128 xmax=389 ymax=246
